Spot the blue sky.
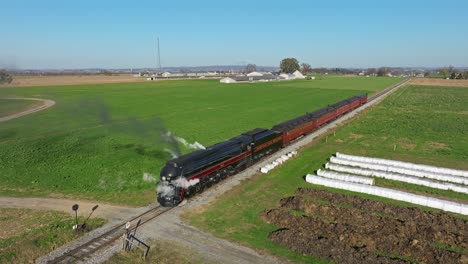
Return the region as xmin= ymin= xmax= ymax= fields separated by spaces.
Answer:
xmin=1 ymin=0 xmax=467 ymax=69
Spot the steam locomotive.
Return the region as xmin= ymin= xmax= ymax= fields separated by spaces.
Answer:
xmin=157 ymin=94 xmax=368 ymax=206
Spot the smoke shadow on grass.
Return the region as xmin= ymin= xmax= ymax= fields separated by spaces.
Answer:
xmin=114 ymin=143 xmax=169 ymax=159
xmin=0 ymin=128 xmax=17 ymax=140
xmin=68 ymin=97 xmax=181 ymax=158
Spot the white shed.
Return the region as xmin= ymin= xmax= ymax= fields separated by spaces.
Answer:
xmin=161 ymin=72 xmax=171 ymax=77
xmin=246 ymin=71 xmax=264 ymax=77
xmin=220 ymin=77 xmax=237 ymax=83
xmin=292 ymin=70 xmax=305 ymax=79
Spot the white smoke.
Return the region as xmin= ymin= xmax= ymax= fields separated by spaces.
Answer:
xmin=164 ymin=148 xmax=179 ymax=158
xmin=143 ymin=172 xmax=157 ymax=183
xmin=156 ymin=177 xmax=200 ymax=197
xmin=156 ymin=182 xmax=175 ymax=197
xmin=174 ymin=177 xmax=200 ymax=188
xmin=166 ymin=132 xmax=205 ymax=150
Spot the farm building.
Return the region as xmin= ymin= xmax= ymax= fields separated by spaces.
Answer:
xmin=246 ymin=71 xmax=272 ymax=77
xmin=161 ymin=72 xmax=171 ymax=77
xmin=220 ymin=77 xmax=237 ymax=83
xmin=219 ymin=74 xmax=279 ymax=83
xmin=246 ymin=71 xmax=263 ymax=77
xmin=292 ymin=70 xmax=305 ymax=79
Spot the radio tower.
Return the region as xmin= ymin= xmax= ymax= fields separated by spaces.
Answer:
xmin=156 ymin=37 xmax=161 ymax=73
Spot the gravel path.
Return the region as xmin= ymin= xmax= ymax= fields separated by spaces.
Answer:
xmin=0 ymin=97 xmax=56 ymax=122
xmin=37 ymin=79 xmax=409 ymax=264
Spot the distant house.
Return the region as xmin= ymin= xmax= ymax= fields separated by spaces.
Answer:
xmin=161 ymin=72 xmax=171 ymax=77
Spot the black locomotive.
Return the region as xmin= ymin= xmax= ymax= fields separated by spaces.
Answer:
xmin=157 ymin=94 xmax=367 ymax=206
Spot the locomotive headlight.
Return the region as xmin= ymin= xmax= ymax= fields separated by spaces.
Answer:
xmin=162 ymin=176 xmax=166 ymax=181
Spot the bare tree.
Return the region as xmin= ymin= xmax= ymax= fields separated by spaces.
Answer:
xmin=0 ymin=70 xmax=13 ymax=84
xmin=366 ymin=68 xmax=377 ymax=76
xmin=301 ymin=63 xmax=312 ymax=73
xmin=245 ymin=64 xmax=257 ymax=73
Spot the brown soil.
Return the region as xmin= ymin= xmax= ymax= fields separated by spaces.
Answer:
xmin=409 ymin=78 xmax=468 ymax=87
xmin=397 ymin=138 xmax=416 ymax=150
xmin=349 ymin=133 xmax=364 ymax=139
xmin=425 ymin=141 xmax=450 ymax=151
xmin=261 ymin=188 xmax=468 ymax=264
xmin=0 ymin=74 xmax=146 ymax=87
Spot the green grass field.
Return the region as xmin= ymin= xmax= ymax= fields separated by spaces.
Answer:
xmin=0 ymin=77 xmax=402 ymax=205
xmin=0 ymin=99 xmax=40 ymax=118
xmin=187 ymin=85 xmax=468 ymax=263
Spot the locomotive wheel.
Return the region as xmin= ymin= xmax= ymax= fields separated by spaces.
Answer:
xmin=227 ymin=166 xmax=236 ymax=176
xmin=221 ymin=168 xmax=229 ymax=178
xmin=185 ymin=186 xmax=194 ymax=197
xmin=216 ymin=172 xmax=226 ymax=181
xmin=195 ymin=183 xmax=202 ymax=193
xmin=213 ymin=172 xmax=221 ymax=183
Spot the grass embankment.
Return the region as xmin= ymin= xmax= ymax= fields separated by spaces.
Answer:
xmin=0 ymin=99 xmax=41 ymax=118
xmin=187 ymin=85 xmax=468 ymax=263
xmin=106 ymin=239 xmax=207 ymax=264
xmin=0 ymin=77 xmax=402 ymax=206
xmin=0 ymin=208 xmax=105 ymax=263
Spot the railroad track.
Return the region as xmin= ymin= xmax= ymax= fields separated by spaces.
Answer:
xmin=368 ymin=78 xmax=410 ymax=102
xmin=46 ymin=205 xmax=173 ymax=264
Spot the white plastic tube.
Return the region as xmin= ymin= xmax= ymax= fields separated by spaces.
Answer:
xmin=317 ymin=169 xmax=374 ymax=185
xmin=330 ymin=157 xmax=468 ymax=186
xmin=260 ymin=150 xmax=297 ymax=174
xmin=336 ymin=152 xmax=468 ymax=178
xmin=326 ymin=163 xmax=468 ymax=194
xmin=305 ymin=174 xmax=468 ymax=215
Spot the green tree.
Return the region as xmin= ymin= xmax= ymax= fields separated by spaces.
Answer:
xmin=376 ymin=67 xmax=388 ymax=77
xmin=440 ymin=68 xmax=449 ymax=78
xmin=280 ymin=58 xmax=300 ymax=73
xmin=0 ymin=70 xmax=13 ymax=84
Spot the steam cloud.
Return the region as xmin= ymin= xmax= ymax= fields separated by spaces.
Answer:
xmin=156 ymin=177 xmax=201 ymax=197
xmin=166 ymin=132 xmax=206 ymax=150
xmin=143 ymin=172 xmax=157 ymax=183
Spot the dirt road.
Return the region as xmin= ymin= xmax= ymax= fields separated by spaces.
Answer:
xmin=0 ymin=197 xmax=146 ymax=224
xmin=0 ymin=75 xmax=146 ymax=87
xmin=0 ymin=97 xmax=56 ymax=122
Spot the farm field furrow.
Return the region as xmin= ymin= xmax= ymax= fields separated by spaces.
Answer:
xmin=187 ymin=84 xmax=468 ymax=263
xmin=0 ymin=77 xmax=402 ymax=205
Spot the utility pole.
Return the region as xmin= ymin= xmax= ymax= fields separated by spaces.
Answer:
xmin=157 ymin=37 xmax=161 ymax=73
